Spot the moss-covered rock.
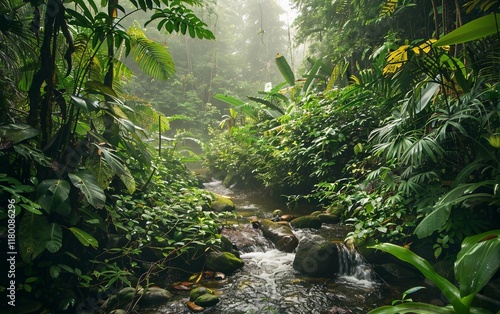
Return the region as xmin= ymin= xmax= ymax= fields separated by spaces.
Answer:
xmin=138 ymin=287 xmax=172 ymax=307
xmin=290 ymin=215 xmax=322 ymax=229
xmin=190 ymin=287 xmax=213 ymax=301
xmin=293 ymin=236 xmax=341 ymax=277
xmin=260 ymin=219 xmax=299 ymax=252
xmin=272 ymin=209 xmax=283 ymax=217
xmin=101 ymin=287 xmax=138 ymax=312
xmin=211 ymin=194 xmax=235 ymax=212
xmin=318 ymin=213 xmax=340 ymax=224
xmin=194 ymin=294 xmax=220 ymax=307
xmin=205 ymin=251 xmax=244 ymax=273
xmin=213 ymin=234 xmax=239 ymax=257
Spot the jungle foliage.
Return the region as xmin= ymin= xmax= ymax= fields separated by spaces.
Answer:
xmin=204 ymin=0 xmax=500 ymax=264
xmin=1 ymin=0 xmax=500 ymax=312
xmin=0 ymin=0 xmax=229 ymax=312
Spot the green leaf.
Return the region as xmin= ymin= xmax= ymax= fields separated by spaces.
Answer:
xmin=70 ymin=95 xmax=100 ymax=112
xmin=69 ymin=227 xmax=99 ymax=249
xmin=275 ymin=53 xmax=295 ymax=87
xmin=413 ymin=81 xmax=440 ymax=114
xmin=85 ymin=157 xmax=114 ymax=189
xmin=0 ymin=123 xmax=39 ymax=145
xmin=303 ymin=58 xmax=322 ymax=95
xmin=128 ymin=26 xmax=175 ymax=80
xmin=433 ymin=14 xmax=500 ymax=47
xmin=414 ymin=204 xmax=451 ymax=238
xmin=354 ymin=143 xmax=363 ymax=155
xmin=214 ymin=94 xmax=246 ymax=107
xmin=92 ymin=144 xmax=135 ymax=194
xmin=46 ymin=223 xmax=63 ymax=253
xmin=19 ymin=213 xmax=51 ymax=263
xmin=368 ymin=302 xmax=456 ymax=313
xmin=66 ymin=8 xmax=93 ymax=28
xmin=403 ymin=286 xmax=426 ymax=297
xmin=247 ymin=96 xmax=285 ymax=115
xmin=368 ymin=243 xmax=466 ymax=313
xmin=36 ymin=179 xmax=71 ymax=214
xmin=68 ymin=171 xmax=106 ymax=209
xmin=455 ymin=230 xmax=500 ymax=297
xmin=50 ymin=265 xmax=61 ymax=278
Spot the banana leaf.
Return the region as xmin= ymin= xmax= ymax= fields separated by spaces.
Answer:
xmin=368 ymin=243 xmax=466 ymax=313
xmin=455 ymin=230 xmax=500 ymax=297
xmin=275 ymin=53 xmax=295 ymax=87
xmin=433 ymin=14 xmax=500 ymax=47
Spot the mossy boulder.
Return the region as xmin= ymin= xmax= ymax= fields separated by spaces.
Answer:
xmin=190 ymin=287 xmax=213 ymax=301
xmin=293 ymin=236 xmax=341 ymax=277
xmin=138 ymin=287 xmax=172 ymax=307
xmin=194 ymin=294 xmax=220 ymax=307
xmin=211 ymin=194 xmax=235 ymax=212
xmin=272 ymin=209 xmax=283 ymax=217
xmin=101 ymin=287 xmax=138 ymax=312
xmin=205 ymin=251 xmax=244 ymax=273
xmin=260 ymin=219 xmax=299 ymax=252
xmin=318 ymin=213 xmax=339 ymax=224
xmin=290 ymin=215 xmax=322 ymax=229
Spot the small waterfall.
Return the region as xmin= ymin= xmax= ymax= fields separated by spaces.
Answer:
xmin=336 ymin=242 xmax=376 ymax=282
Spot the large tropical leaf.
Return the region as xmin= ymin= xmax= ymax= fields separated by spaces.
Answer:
xmin=45 ymin=223 xmax=63 ymax=253
xmin=92 ymin=143 xmax=135 ymax=193
xmin=214 ymin=94 xmax=246 ymax=107
xmin=303 ymin=58 xmax=322 ymax=95
xmin=368 ymin=302 xmax=456 ymax=314
xmin=0 ymin=123 xmax=39 ymax=147
xmin=128 ymin=26 xmax=175 ymax=80
xmin=69 ymin=227 xmax=98 ymax=249
xmin=36 ymin=179 xmax=71 ymax=214
xmin=326 ymin=60 xmax=349 ymax=91
xmin=455 ymin=230 xmax=500 ymax=297
xmin=412 ymin=80 xmax=440 ymax=114
xmin=415 ymin=181 xmax=497 ymax=238
xmin=368 ymin=243 xmax=466 ymax=313
xmin=433 ymin=14 xmax=500 ymax=47
xmin=275 ymin=53 xmax=295 ymax=87
xmin=68 ymin=170 xmax=106 ymax=209
xmin=19 ymin=213 xmax=51 ymax=263
xmin=414 ymin=204 xmax=451 ymax=239
xmin=85 ymin=156 xmax=114 ymax=190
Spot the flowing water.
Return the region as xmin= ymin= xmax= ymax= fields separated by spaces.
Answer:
xmin=146 ymin=179 xmax=392 ymax=313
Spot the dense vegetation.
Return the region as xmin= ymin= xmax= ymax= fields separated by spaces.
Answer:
xmin=204 ymin=2 xmax=500 ymax=311
xmin=1 ymin=0 xmax=499 ymax=312
xmin=0 ymin=0 xmax=232 ymax=312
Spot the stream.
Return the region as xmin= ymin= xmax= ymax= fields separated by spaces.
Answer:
xmin=144 ymin=179 xmax=424 ymax=314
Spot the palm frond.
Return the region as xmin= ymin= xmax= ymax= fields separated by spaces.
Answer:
xmin=401 ymin=135 xmax=445 ymax=165
xmin=128 ymin=26 xmax=175 ymax=81
xmin=380 ymin=0 xmax=398 ymax=18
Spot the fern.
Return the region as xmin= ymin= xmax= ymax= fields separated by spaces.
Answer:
xmin=128 ymin=26 xmax=175 ymax=81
